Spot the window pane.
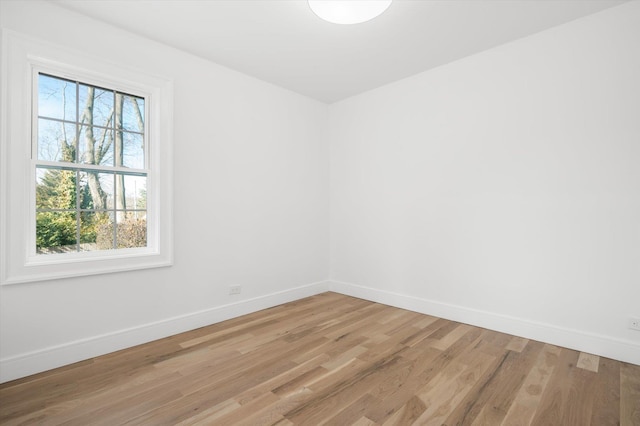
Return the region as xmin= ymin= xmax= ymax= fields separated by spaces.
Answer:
xmin=122 ymin=174 xmax=147 ymax=210
xmin=77 ymin=171 xmax=114 ymax=210
xmin=116 ymin=212 xmax=147 ymax=249
xmin=100 ymin=173 xmax=115 ymax=209
xmin=79 ymin=126 xmax=113 ymax=166
xmin=79 ymin=84 xmax=113 ymax=128
xmin=92 ymin=211 xmax=116 ymax=250
xmin=77 ymin=171 xmax=93 ymax=210
xmin=121 ymin=95 xmax=145 ymax=132
xmin=36 ymin=211 xmax=77 ymax=254
xmin=80 ymin=211 xmax=113 ymax=251
xmin=36 ymin=168 xmax=77 ymax=210
xmin=38 ymin=119 xmax=76 ymax=162
xmin=38 ymin=74 xmax=76 ymax=121
xmin=122 ymin=132 xmax=144 ymax=169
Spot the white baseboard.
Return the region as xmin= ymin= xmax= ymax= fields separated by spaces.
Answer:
xmin=3 ymin=278 xmax=637 ymax=384
xmin=329 ymin=280 xmax=640 ymax=366
xmin=0 ymin=280 xmax=330 ymax=383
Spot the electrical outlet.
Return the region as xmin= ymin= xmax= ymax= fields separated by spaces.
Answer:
xmin=229 ymin=286 xmax=242 ymax=295
xmin=630 ymin=318 xmax=640 ymax=331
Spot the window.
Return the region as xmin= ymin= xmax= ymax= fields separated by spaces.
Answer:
xmin=35 ymin=74 xmax=148 ymax=254
xmin=1 ymin=31 xmax=173 ymax=284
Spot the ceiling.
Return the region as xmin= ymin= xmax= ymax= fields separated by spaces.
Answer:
xmin=54 ymin=0 xmax=627 ymax=104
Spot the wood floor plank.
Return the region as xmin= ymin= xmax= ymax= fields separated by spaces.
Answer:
xmin=430 ymin=323 xmax=473 ymax=351
xmin=621 ymin=362 xmax=640 ymax=426
xmin=415 ymin=352 xmax=496 ymax=424
xmin=352 ymin=416 xmax=379 ymax=426
xmin=235 ymin=388 xmax=313 ymax=426
xmin=501 ymin=343 xmax=561 ymax=426
xmin=366 ymin=327 xmax=485 ymax=424
xmin=474 ymin=329 xmax=517 ymax=358
xmin=505 ymin=336 xmax=530 ymax=353
xmin=206 ymin=390 xmax=280 ymax=426
xmin=577 ymin=352 xmax=600 ymax=373
xmin=382 ymin=395 xmax=427 ymax=425
xmin=364 ymin=346 xmax=441 ymax=423
xmin=530 ymin=348 xmax=581 ymax=426
xmin=590 ymin=356 xmax=620 ymax=426
xmin=0 ymin=292 xmax=633 ymax=425
xmin=440 ymin=339 xmax=543 ymax=426
xmin=284 ymin=350 xmax=411 ymax=424
xmin=471 ymin=340 xmax=545 ymax=425
xmin=174 ymin=398 xmax=241 ymax=426
xmin=321 ymin=392 xmax=379 ymax=426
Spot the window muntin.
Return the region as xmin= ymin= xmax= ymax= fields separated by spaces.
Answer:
xmin=34 ymin=73 xmax=148 ymax=255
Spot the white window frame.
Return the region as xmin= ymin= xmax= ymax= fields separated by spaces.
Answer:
xmin=1 ymin=30 xmax=174 ymax=285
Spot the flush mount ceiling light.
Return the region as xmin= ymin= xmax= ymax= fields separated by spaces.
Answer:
xmin=308 ymin=0 xmax=393 ymax=25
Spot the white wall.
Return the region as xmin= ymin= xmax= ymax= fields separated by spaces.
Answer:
xmin=0 ymin=0 xmax=330 ymax=382
xmin=329 ymin=2 xmax=640 ymax=364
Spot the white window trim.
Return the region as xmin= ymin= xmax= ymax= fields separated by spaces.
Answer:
xmin=1 ymin=30 xmax=174 ymax=285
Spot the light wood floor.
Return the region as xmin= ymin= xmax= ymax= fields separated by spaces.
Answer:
xmin=1 ymin=292 xmax=639 ymax=425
